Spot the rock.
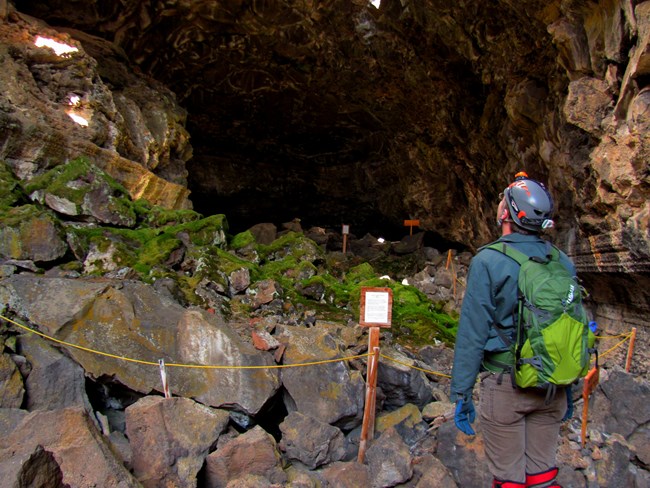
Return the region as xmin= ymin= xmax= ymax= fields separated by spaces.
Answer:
xmin=594 ymin=435 xmax=637 ymax=488
xmin=436 ymin=420 xmax=491 ymax=488
xmin=0 ymin=352 xmax=24 ymax=408
xmin=19 ymin=334 xmax=93 ymax=413
xmin=591 ymin=369 xmax=650 ymax=438
xmin=279 ymin=411 xmax=345 ymax=469
xmin=0 ymin=275 xmax=110 ymax=335
xmin=9 ymin=445 xmax=68 ymax=488
xmin=320 ymin=461 xmax=370 ymax=487
xmin=204 ymin=425 xmax=287 ymax=488
xmin=0 ymin=407 xmax=139 ymax=487
xmin=0 ymin=206 xmax=68 ymax=263
xmin=125 ymin=396 xmax=229 ymax=488
xmin=2 ymin=276 xmax=281 ymax=415
xmin=375 ymin=403 xmax=429 ymax=447
xmin=412 ymin=454 xmax=458 ymax=487
xmin=563 ymin=77 xmax=613 ymax=136
xmin=277 ymin=325 xmax=365 ymax=430
xmin=26 ymin=158 xmax=137 ymax=227
xmin=247 ymin=223 xmax=278 ymax=246
xmin=365 ymin=427 xmax=413 ymax=487
xmin=376 ymin=346 xmax=434 ymax=410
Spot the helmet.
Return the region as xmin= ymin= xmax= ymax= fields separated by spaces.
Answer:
xmin=503 ymin=172 xmax=554 ymax=231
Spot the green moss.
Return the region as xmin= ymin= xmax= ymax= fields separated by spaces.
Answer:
xmin=345 ymin=262 xmax=376 ymax=284
xmin=135 ymin=199 xmax=204 ymax=228
xmin=258 ymin=231 xmax=323 ymax=262
xmin=299 ymin=273 xmax=351 ymax=306
xmin=230 ymin=230 xmax=255 ymax=250
xmin=165 ymin=214 xmax=229 ymax=247
xmin=24 ymin=157 xmax=130 ymax=204
xmin=344 ymin=278 xmax=459 ymax=347
xmin=0 ymin=205 xmax=50 ymax=226
xmin=133 ymin=233 xmax=182 ymax=275
xmin=0 ymin=161 xmax=25 ymax=209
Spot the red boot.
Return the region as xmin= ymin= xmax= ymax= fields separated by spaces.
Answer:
xmin=526 ymin=467 xmax=561 ymax=487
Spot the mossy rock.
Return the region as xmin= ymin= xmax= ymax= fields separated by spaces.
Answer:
xmin=167 ymin=214 xmax=229 ymax=247
xmin=134 ymin=199 xmax=204 ymax=228
xmin=345 ymin=262 xmax=376 ymax=284
xmin=24 ymin=157 xmax=128 ymax=203
xmin=0 ymin=205 xmax=68 ymax=262
xmin=0 ymin=161 xmax=26 ymax=209
xmin=230 ymin=230 xmax=256 ymax=250
xmin=23 ymin=157 xmax=137 ymax=226
xmin=258 ymin=232 xmax=323 ymax=263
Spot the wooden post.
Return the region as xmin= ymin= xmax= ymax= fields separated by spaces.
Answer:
xmin=358 ymin=328 xmax=380 ymax=463
xmin=357 ymin=287 xmax=392 ymax=463
xmin=159 ymin=359 xmax=171 ymax=399
xmin=581 ymin=367 xmax=599 ymax=447
xmin=342 ymin=224 xmax=349 ymax=254
xmin=625 ymin=327 xmax=637 ymax=372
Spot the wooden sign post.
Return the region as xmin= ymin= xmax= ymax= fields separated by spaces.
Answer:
xmin=403 ymin=219 xmax=420 ymax=236
xmin=342 ymin=224 xmax=350 ymax=254
xmin=357 ymin=287 xmax=393 ymax=463
xmin=625 ymin=327 xmax=637 ymax=372
xmin=581 ymin=366 xmax=600 ymax=447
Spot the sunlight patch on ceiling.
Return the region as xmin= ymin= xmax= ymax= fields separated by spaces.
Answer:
xmin=66 ymin=94 xmax=89 ymax=126
xmin=34 ymin=36 xmax=79 ymax=56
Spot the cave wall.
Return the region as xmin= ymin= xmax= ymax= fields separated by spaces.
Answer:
xmin=2 ymin=0 xmax=649 ymax=329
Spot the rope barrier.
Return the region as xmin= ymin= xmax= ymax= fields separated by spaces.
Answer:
xmin=0 ymin=314 xmax=370 ymax=370
xmin=380 ymin=353 xmax=452 ymax=379
xmin=592 ymin=332 xmax=633 ymax=364
xmin=0 ymin=314 xmax=636 ymax=377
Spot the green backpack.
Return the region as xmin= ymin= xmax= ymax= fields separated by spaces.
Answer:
xmin=485 ymin=242 xmax=596 ymax=393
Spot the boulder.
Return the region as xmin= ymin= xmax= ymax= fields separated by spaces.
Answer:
xmin=1 ymin=275 xmax=281 ymax=415
xmin=125 ymin=396 xmax=229 ymax=488
xmin=19 ymin=334 xmax=92 ymax=413
xmin=0 ymin=352 xmax=24 ymax=408
xmin=204 ymin=425 xmax=286 ymax=488
xmin=365 ymin=427 xmax=413 ymax=487
xmin=277 ymin=324 xmax=365 ymax=430
xmin=0 ymin=407 xmax=139 ymax=487
xmin=278 ymin=411 xmax=345 ymax=469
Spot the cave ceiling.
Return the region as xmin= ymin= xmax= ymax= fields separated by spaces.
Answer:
xmin=15 ymin=0 xmax=585 ymax=243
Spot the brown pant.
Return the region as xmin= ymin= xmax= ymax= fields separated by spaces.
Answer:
xmin=479 ymin=373 xmax=566 ymax=484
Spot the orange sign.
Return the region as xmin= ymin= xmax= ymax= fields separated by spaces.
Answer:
xmin=403 ymin=219 xmax=420 ymax=227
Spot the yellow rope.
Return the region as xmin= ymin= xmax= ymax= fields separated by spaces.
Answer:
xmin=380 ymin=353 xmax=452 ymax=378
xmin=594 ymin=333 xmax=631 ymax=340
xmin=1 ymin=314 xmax=634 ymax=377
xmin=0 ymin=314 xmax=370 ymax=369
xmin=593 ymin=332 xmax=632 ymax=364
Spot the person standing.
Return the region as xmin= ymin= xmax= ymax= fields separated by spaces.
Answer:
xmin=450 ymin=172 xmax=573 ymax=488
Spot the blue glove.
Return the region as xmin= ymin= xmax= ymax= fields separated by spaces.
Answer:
xmin=562 ymin=386 xmax=574 ymax=422
xmin=454 ymin=398 xmax=476 ymax=435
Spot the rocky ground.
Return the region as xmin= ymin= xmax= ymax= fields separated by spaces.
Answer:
xmin=0 ymin=157 xmax=648 ymax=487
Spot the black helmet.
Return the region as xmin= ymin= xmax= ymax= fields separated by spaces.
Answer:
xmin=503 ymin=172 xmax=554 ymax=231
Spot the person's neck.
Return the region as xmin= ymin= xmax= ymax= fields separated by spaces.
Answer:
xmin=501 ymin=221 xmax=513 ymax=236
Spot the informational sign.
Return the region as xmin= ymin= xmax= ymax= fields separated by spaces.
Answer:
xmin=342 ymin=224 xmax=350 ymax=235
xmin=359 ymin=287 xmax=393 ymax=327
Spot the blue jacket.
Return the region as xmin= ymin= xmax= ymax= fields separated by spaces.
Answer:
xmin=449 ymin=233 xmax=576 ymax=402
